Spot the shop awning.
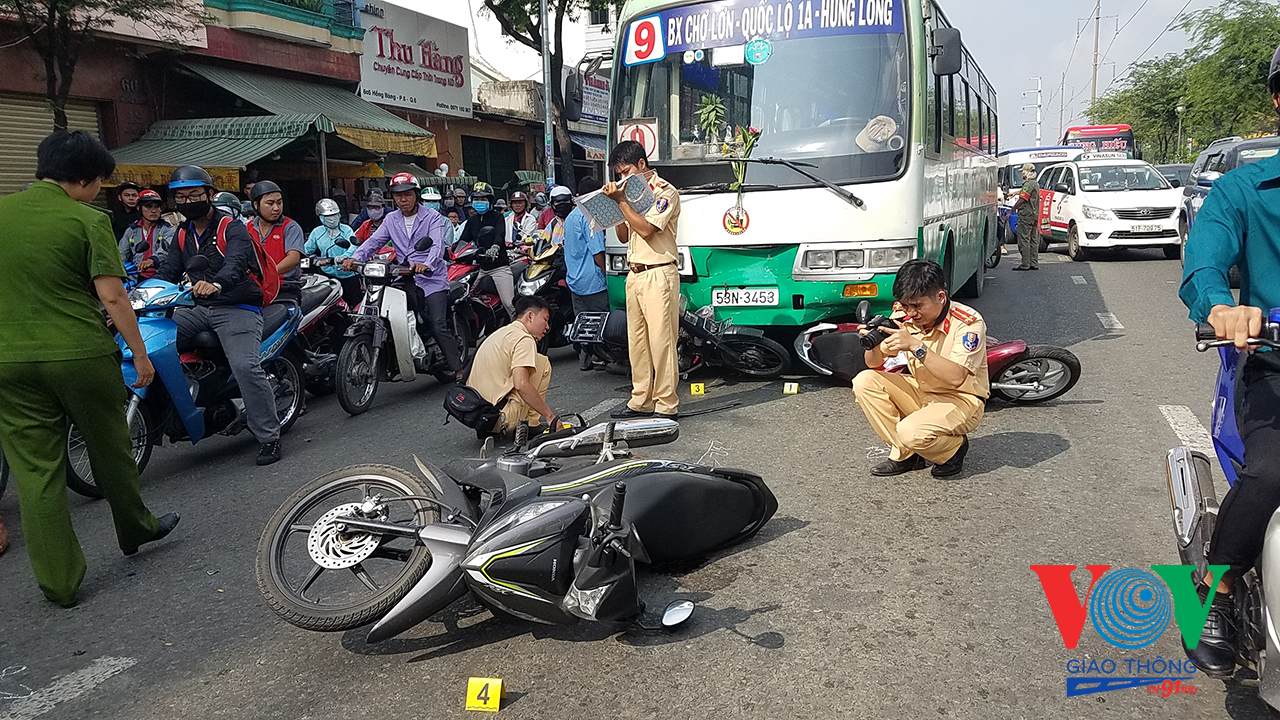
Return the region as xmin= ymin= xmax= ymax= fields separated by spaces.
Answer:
xmin=181 ymin=62 xmax=436 ymax=158
xmin=108 ymin=115 xmax=329 ymax=188
xmin=419 ymin=174 xmax=478 ymax=187
xmin=569 ymin=132 xmax=608 ymax=162
xmin=383 ymin=162 xmax=432 ymax=181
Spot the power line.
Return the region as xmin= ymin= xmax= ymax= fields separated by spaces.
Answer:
xmin=1104 ymin=0 xmax=1194 ymax=92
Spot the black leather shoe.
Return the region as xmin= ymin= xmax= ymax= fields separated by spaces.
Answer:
xmin=611 ymin=407 xmax=654 ymax=419
xmin=931 ymin=437 xmax=970 ymax=478
xmin=1012 ymin=266 xmax=1031 ymax=271
xmin=657 ymin=412 xmax=679 ymax=420
xmin=1184 ymin=584 xmax=1238 ymax=678
xmin=870 ymin=455 xmax=927 ymax=476
xmin=124 ymin=512 xmax=180 ymax=557
xmin=257 ymin=441 xmax=282 ymax=466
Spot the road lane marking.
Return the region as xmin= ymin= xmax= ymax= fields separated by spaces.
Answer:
xmin=1072 ymin=276 xmax=1087 ymax=285
xmin=1097 ymin=312 xmax=1124 ymax=330
xmin=1158 ymin=405 xmax=1214 ymax=455
xmin=582 ymin=398 xmax=620 ymax=421
xmin=0 ymin=657 xmax=136 ymax=720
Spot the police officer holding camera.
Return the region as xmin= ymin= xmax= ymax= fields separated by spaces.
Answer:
xmin=853 ymin=259 xmax=988 ymax=478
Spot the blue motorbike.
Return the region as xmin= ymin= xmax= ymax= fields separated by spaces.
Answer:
xmin=1166 ymin=313 xmax=1280 ymax=701
xmin=66 ymin=269 xmax=307 ymax=498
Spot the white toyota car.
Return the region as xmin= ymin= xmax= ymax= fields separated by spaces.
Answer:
xmin=1037 ymin=153 xmax=1184 ymax=261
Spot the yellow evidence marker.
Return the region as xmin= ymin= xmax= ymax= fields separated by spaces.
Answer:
xmin=690 ymin=382 xmax=706 ymax=396
xmin=783 ymin=382 xmax=799 ymax=395
xmin=466 ymin=677 xmax=505 ymax=712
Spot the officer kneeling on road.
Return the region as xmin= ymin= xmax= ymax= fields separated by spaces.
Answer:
xmin=468 ymin=295 xmax=556 ymax=434
xmin=853 ymin=259 xmax=988 ymax=478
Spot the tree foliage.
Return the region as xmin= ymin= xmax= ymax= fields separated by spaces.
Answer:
xmin=1090 ymin=0 xmax=1280 ymax=163
xmin=480 ymin=0 xmax=614 ymax=189
xmin=0 ymin=0 xmax=205 ymax=128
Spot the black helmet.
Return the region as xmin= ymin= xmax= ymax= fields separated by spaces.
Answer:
xmin=169 ymin=165 xmax=214 ymax=190
xmin=213 ymin=192 xmax=241 ymax=218
xmin=471 ymin=181 xmax=494 ymax=198
xmin=250 ymin=180 xmax=283 ymax=202
xmin=240 ymin=200 xmax=255 ymax=218
xmin=1269 ymin=44 xmax=1280 ymax=94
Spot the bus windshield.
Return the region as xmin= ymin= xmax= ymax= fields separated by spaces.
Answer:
xmin=1079 ymin=165 xmax=1169 ymax=192
xmin=613 ymin=6 xmax=908 ymax=189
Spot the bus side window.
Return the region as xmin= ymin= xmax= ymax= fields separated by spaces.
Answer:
xmin=928 ymin=66 xmax=940 ymax=155
xmin=989 ymin=107 xmax=997 ymax=153
xmin=941 ymin=75 xmax=953 ymax=139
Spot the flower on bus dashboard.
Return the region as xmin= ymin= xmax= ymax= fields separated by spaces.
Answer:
xmin=730 ymin=125 xmax=764 ymax=210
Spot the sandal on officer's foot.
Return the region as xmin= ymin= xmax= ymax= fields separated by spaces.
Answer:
xmin=870 ymin=454 xmax=927 ymax=476
xmin=931 ymin=437 xmax=970 ymax=478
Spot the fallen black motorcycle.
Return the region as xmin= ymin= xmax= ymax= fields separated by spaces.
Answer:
xmin=255 ymin=418 xmax=777 ymax=641
xmin=570 ymin=297 xmax=791 ymax=379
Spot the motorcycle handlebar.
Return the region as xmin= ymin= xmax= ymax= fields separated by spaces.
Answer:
xmin=607 ymin=482 xmax=626 ymax=531
xmin=1194 ymin=320 xmax=1280 ymax=352
xmin=1195 ymin=323 xmax=1217 ymax=342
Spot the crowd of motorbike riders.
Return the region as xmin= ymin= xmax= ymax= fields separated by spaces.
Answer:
xmin=109 ymin=165 xmax=584 ymax=468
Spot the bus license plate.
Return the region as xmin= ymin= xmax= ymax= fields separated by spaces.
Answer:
xmin=1132 ymin=224 xmax=1162 ymax=233
xmin=712 ymin=287 xmax=779 ymax=306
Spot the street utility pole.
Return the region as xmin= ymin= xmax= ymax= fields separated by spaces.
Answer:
xmin=1091 ymin=0 xmax=1100 ymax=110
xmin=540 ymin=0 xmax=555 ymax=187
xmin=1023 ymin=78 xmax=1043 ymax=147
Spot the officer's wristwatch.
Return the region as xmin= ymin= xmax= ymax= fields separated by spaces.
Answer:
xmin=912 ymin=344 xmax=927 ymax=360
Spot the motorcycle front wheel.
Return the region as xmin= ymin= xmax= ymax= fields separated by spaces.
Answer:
xmin=336 ymin=334 xmax=381 ymax=416
xmin=266 ymin=352 xmax=306 ymax=434
xmin=66 ymin=400 xmax=154 ymax=499
xmin=256 ymin=464 xmax=439 ymax=631
xmin=990 ymin=346 xmax=1081 ymax=403
xmin=719 ymin=335 xmax=791 ymax=378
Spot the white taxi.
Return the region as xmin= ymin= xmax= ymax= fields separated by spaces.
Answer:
xmin=1037 ymin=153 xmax=1184 ymax=261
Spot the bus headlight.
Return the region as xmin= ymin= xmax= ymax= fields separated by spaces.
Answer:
xmin=868 ymin=247 xmax=915 ymax=268
xmin=835 ymin=250 xmax=864 ymax=268
xmin=803 ymin=250 xmax=834 ymax=269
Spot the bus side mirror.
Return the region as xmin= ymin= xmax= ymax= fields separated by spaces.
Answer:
xmin=563 ymin=72 xmax=583 ymax=123
xmin=931 ymin=28 xmax=962 ymax=76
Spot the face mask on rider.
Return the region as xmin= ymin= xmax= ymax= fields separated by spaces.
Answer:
xmin=552 ymin=201 xmax=573 ymax=219
xmin=177 ymin=200 xmax=211 ymax=220
xmin=320 ymin=214 xmax=341 ymax=229
xmin=367 ymin=207 xmax=385 ymax=221
xmin=472 ymin=200 xmax=491 ymax=214
xmin=423 ymin=202 xmax=440 ymax=212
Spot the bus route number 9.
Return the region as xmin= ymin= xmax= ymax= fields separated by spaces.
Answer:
xmin=624 ymin=16 xmax=665 ymax=66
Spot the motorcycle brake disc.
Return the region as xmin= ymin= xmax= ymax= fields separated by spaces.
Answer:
xmin=307 ymin=503 xmax=381 ymax=569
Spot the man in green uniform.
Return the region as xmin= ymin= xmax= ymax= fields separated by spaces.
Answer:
xmin=1009 ymin=162 xmax=1041 ymax=271
xmin=0 ymin=130 xmax=179 ymax=607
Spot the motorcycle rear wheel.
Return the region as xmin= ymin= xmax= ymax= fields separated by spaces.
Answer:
xmin=337 ymin=334 xmax=380 ymax=416
xmin=719 ymin=335 xmax=791 ymax=378
xmin=266 ymin=352 xmax=306 ymax=434
xmin=66 ymin=401 xmax=154 ymax=499
xmin=990 ymin=346 xmax=1081 ymax=403
xmin=256 ymin=464 xmax=439 ymax=631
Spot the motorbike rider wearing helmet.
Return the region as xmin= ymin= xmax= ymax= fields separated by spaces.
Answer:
xmin=306 ymin=198 xmax=361 ymax=307
xmin=154 ymin=166 xmax=283 ymax=465
xmin=118 ymin=189 xmax=175 ymax=278
xmin=458 ymin=182 xmax=517 ymax=318
xmin=342 ymin=172 xmax=462 ymax=375
xmin=247 ymin=180 xmax=306 ymax=304
xmin=508 ymin=191 xmax=537 ymax=247
xmin=420 ymin=186 xmax=442 ymax=213
xmin=212 ymin=191 xmax=242 ymax=221
xmin=1178 ymin=43 xmax=1280 ymax=677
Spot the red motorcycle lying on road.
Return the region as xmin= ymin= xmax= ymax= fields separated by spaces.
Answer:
xmin=794 ymin=301 xmax=1081 ymax=403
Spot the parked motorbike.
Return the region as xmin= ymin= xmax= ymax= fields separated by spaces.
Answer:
xmin=571 ymin=296 xmax=792 ymax=379
xmin=334 ymin=252 xmax=470 ymax=416
xmin=447 ymin=231 xmax=529 ymax=343
xmin=794 ymin=300 xmax=1081 ymax=403
xmin=297 ymin=254 xmax=357 ymax=396
xmin=1166 ymin=317 xmax=1280 ymax=702
xmin=515 ymin=234 xmax=574 ymax=349
xmin=66 ymin=255 xmax=306 ymax=498
xmin=256 ymin=416 xmax=777 ymax=641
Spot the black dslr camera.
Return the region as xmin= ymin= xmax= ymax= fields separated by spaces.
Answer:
xmin=859 ymin=315 xmax=900 ymax=350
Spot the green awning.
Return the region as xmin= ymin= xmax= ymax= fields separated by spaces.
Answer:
xmin=110 ymin=115 xmax=324 ymax=168
xmin=420 ymin=174 xmax=477 ymax=187
xmin=181 ymin=62 xmax=435 ymax=156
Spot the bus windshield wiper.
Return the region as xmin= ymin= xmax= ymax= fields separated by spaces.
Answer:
xmin=681 ymin=181 xmax=778 ymax=193
xmin=718 ymin=157 xmax=865 ymax=209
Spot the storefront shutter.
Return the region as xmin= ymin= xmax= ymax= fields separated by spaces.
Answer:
xmin=0 ymin=93 xmax=102 ymax=196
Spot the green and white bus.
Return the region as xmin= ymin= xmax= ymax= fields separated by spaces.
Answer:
xmin=604 ymin=0 xmax=999 ymax=327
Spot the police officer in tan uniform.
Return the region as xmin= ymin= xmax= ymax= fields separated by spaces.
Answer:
xmin=603 ymin=140 xmax=682 ymax=419
xmin=853 ymin=259 xmax=987 ymax=478
xmin=468 ymin=295 xmax=555 ymax=433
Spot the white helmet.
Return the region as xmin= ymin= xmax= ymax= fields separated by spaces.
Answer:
xmin=420 ymin=187 xmax=442 ymax=202
xmin=315 ymin=198 xmax=341 ymax=217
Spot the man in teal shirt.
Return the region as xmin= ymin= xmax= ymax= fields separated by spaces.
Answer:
xmin=1176 ymin=43 xmax=1280 ymax=678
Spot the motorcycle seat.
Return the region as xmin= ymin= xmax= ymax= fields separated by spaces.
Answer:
xmin=476 ymin=274 xmax=498 ymax=296
xmin=190 ymin=331 xmax=222 ymax=353
xmin=300 ymin=281 xmax=334 ymax=315
xmin=263 ymin=302 xmax=294 ymax=337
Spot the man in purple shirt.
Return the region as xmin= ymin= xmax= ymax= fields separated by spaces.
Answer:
xmin=344 ymin=172 xmax=461 ymax=374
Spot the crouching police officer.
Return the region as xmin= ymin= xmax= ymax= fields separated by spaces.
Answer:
xmin=853 ymin=259 xmax=988 ymax=478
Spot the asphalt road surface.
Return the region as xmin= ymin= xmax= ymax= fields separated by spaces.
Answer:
xmin=0 ymin=245 xmax=1265 ymax=719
